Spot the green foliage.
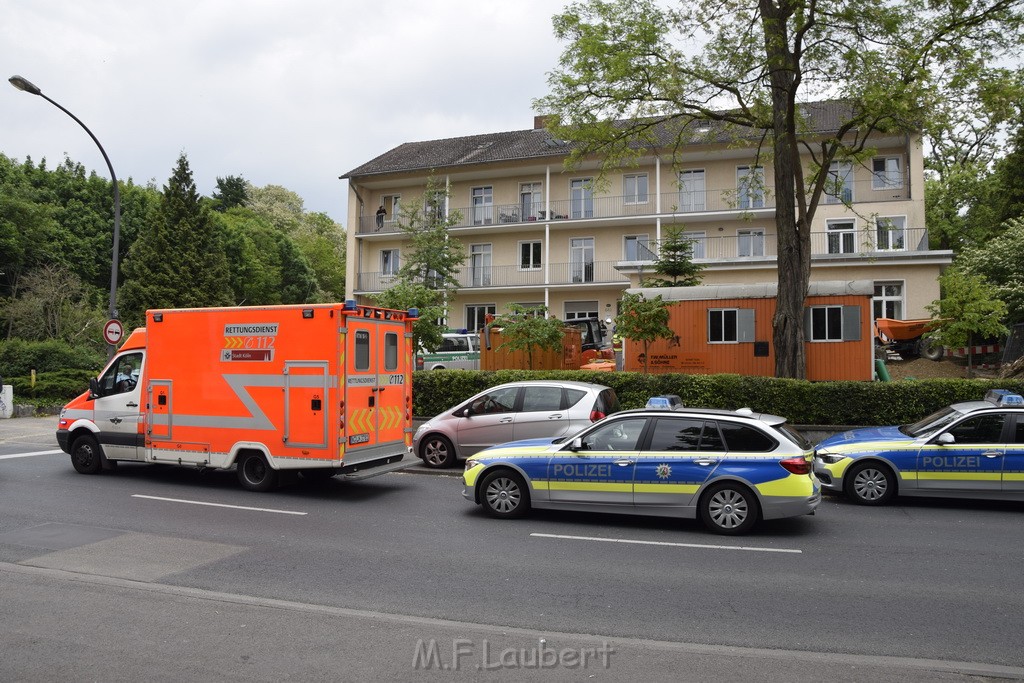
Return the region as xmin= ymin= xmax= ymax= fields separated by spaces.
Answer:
xmin=642 ymin=225 xmax=704 ymax=287
xmin=614 ymin=293 xmax=673 ymax=374
xmin=396 ymin=176 xmax=466 ymax=295
xmin=953 ymin=217 xmax=1024 ymax=325
xmin=211 ymin=175 xmax=248 ymax=212
xmin=7 ymin=369 xmax=96 ymax=405
xmin=490 ymin=305 xmax=565 ymax=370
xmin=412 ymin=370 xmax=1024 ymax=427
xmin=2 ymin=264 xmax=106 ymax=346
xmin=0 ymin=338 xmax=104 ymax=375
xmin=118 ymin=153 xmax=234 ymax=324
xmin=371 ymin=281 xmax=447 ymax=353
xmin=925 ymin=268 xmax=1009 ymax=349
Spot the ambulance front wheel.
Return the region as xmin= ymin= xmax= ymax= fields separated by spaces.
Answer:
xmin=237 ymin=452 xmax=279 ymax=492
xmin=420 ymin=434 xmax=456 ymax=468
xmin=70 ymin=434 xmax=103 ymax=475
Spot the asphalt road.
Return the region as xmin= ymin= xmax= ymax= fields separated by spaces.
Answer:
xmin=2 ymin=416 xmax=1023 ymax=682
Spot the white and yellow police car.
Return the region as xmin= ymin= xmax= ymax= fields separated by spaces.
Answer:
xmin=814 ymin=389 xmax=1024 ymax=505
xmin=462 ymin=400 xmax=820 ymax=535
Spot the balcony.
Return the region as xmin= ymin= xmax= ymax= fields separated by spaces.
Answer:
xmin=355 ymin=260 xmax=631 ymax=294
xmin=356 ymin=175 xmax=911 ymax=234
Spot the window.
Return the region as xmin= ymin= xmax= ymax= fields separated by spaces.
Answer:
xmin=424 ymin=190 xmax=447 ymax=222
xmin=519 ymin=241 xmax=542 ymax=270
xmin=737 ymin=229 xmax=765 ymax=257
xmin=471 ymin=186 xmax=493 ymax=225
xmin=873 ymin=281 xmax=904 ymax=320
xmin=570 ymin=178 xmax=594 ymax=218
xmin=570 ymin=237 xmax=595 ymax=283
xmin=827 ymin=219 xmax=856 ymax=254
xmin=624 ymin=234 xmax=650 ymax=260
xmin=737 ymin=166 xmax=765 ymax=209
xmin=382 ymin=194 xmax=401 ymax=221
xmin=470 ymin=244 xmax=492 ymax=286
xmin=355 ymin=330 xmax=370 ymax=370
xmin=806 ymin=305 xmax=864 ymax=343
xmin=648 ymin=418 xmax=725 ymax=452
xmin=521 ymin=386 xmax=565 ymax=412
xmin=708 ymin=309 xmax=755 ymax=343
xmin=683 ymin=231 xmax=706 ymax=259
xmin=564 ymin=301 xmax=598 ymax=320
xmin=381 ymin=249 xmax=400 ymax=276
xmin=466 ymin=304 xmax=496 ymax=332
xmin=581 ymin=417 xmax=648 ymax=452
xmin=825 ymin=161 xmax=854 ymax=204
xmin=520 ymin=183 xmax=543 ymax=220
xmin=876 ymin=216 xmax=906 ymax=251
xmin=947 ymin=415 xmax=1006 ymax=444
xmin=872 ymin=156 xmax=903 ymax=190
xmin=470 ymin=386 xmax=519 ymax=415
xmin=624 ymin=174 xmax=649 ymax=204
xmin=718 ymin=422 xmax=777 ymax=452
xmin=384 ymin=332 xmax=398 ymax=370
xmin=678 ymin=170 xmax=706 ymax=212
xmin=98 ymin=352 xmax=143 ymax=396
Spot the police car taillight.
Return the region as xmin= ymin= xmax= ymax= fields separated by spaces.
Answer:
xmin=779 ymin=457 xmax=811 ymax=475
xmin=590 ymin=410 xmax=605 ymax=422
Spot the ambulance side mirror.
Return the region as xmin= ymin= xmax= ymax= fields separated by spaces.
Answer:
xmin=88 ymin=378 xmax=101 ymax=399
xmin=936 ymin=432 xmax=955 ymax=446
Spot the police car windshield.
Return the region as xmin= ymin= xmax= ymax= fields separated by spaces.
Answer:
xmin=902 ymin=406 xmax=962 ymax=437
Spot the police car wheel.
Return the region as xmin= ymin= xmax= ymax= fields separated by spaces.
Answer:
xmin=845 ymin=462 xmax=895 ymax=505
xmin=420 ymin=435 xmax=456 ymax=468
xmin=70 ymin=435 xmax=103 ymax=475
xmin=237 ymin=452 xmax=279 ymax=492
xmin=480 ymin=470 xmax=530 ymax=519
xmin=699 ymin=483 xmax=758 ymax=535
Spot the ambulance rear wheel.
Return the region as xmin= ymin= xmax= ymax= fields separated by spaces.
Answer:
xmin=420 ymin=434 xmax=456 ymax=468
xmin=70 ymin=435 xmax=103 ymax=475
xmin=480 ymin=470 xmax=530 ymax=519
xmin=237 ymin=452 xmax=278 ymax=492
xmin=845 ymin=461 xmax=895 ymax=505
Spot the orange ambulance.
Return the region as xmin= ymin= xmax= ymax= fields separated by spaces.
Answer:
xmin=57 ymin=302 xmax=417 ymax=490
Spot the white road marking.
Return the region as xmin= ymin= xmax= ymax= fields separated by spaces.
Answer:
xmin=0 ymin=449 xmax=64 ymax=460
xmin=131 ymin=494 xmax=307 ymax=516
xmin=530 ymin=532 xmax=802 ymax=554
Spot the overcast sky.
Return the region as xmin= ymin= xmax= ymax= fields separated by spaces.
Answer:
xmin=2 ymin=1 xmax=569 ymax=224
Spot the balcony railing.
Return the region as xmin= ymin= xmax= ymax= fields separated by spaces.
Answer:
xmin=356 ymin=260 xmax=632 ymax=293
xmin=357 ymin=175 xmax=910 ymax=234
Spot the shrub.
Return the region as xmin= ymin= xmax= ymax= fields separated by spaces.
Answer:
xmin=0 ymin=339 xmax=104 ymax=376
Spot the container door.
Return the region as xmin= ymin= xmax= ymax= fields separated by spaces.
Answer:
xmin=284 ymin=361 xmax=329 ymax=450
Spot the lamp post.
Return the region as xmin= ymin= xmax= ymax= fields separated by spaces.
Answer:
xmin=9 ymin=74 xmax=122 ymax=357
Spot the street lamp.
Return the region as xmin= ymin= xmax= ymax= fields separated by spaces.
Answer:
xmin=9 ymin=74 xmax=122 ymax=357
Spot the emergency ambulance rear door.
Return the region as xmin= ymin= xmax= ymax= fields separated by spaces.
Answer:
xmin=344 ymin=315 xmax=406 ymax=463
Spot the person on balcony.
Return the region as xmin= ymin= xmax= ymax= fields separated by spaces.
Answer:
xmin=375 ymin=205 xmax=387 ymax=231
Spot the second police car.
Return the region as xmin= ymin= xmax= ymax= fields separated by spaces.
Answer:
xmin=462 ymin=398 xmax=820 ymax=535
xmin=814 ymin=389 xmax=1024 ymax=505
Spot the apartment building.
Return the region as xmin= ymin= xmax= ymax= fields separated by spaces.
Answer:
xmin=341 ymin=101 xmax=952 ymax=332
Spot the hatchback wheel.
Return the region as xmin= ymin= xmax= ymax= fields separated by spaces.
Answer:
xmin=420 ymin=434 xmax=456 ymax=468
xmin=699 ymin=483 xmax=759 ymax=535
xmin=845 ymin=461 xmax=895 ymax=505
xmin=480 ymin=470 xmax=530 ymax=519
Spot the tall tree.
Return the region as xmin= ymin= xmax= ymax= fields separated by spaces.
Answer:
xmin=536 ymin=0 xmax=1024 ymax=378
xmin=953 ymin=217 xmax=1024 ymax=325
xmin=211 ymin=174 xmax=249 ymax=212
xmin=119 ymin=153 xmax=233 ymax=324
xmin=642 ymin=225 xmax=704 ymax=287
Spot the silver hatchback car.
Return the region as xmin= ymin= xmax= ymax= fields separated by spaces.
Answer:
xmin=413 ymin=380 xmax=619 ymax=468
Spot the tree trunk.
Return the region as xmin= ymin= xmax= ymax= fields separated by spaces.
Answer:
xmin=761 ymin=0 xmax=811 ymax=379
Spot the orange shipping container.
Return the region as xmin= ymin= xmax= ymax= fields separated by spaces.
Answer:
xmin=623 ymin=281 xmax=874 ymax=381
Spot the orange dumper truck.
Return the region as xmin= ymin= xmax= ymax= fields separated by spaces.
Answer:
xmin=57 ymin=302 xmax=417 ymax=490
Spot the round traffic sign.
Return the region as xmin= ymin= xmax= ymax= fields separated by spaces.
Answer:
xmin=103 ymin=319 xmax=124 ymax=346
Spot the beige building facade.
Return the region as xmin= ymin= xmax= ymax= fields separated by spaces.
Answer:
xmin=342 ymin=103 xmax=951 ymax=331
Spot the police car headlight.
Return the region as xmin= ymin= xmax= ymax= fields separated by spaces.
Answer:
xmin=816 ymin=451 xmax=846 ymax=465
xmin=464 ymin=459 xmax=483 ymax=472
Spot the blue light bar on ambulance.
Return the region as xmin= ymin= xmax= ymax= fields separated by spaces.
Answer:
xmin=984 ymin=389 xmax=1024 ymax=406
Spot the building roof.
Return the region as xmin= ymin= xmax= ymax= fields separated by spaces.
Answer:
xmin=341 ymin=100 xmax=864 ymax=179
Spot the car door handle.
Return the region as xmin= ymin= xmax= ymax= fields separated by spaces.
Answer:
xmin=982 ymin=451 xmax=1002 ymax=458
xmin=613 ymin=459 xmax=634 ymax=466
xmin=547 ymin=414 xmax=563 ymax=419
xmin=694 ymin=458 xmax=717 ymax=466
xmin=125 ymin=402 xmax=138 ymax=408
xmin=499 ymin=417 xmax=513 ymax=423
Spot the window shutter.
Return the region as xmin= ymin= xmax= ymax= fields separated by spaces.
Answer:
xmin=737 ymin=309 xmax=755 ymax=342
xmin=804 ymin=307 xmax=813 ymax=342
xmin=842 ymin=306 xmax=862 ymax=341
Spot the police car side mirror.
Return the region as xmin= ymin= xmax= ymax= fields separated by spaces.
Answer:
xmin=570 ymin=437 xmax=583 ymax=452
xmin=936 ymin=432 xmax=955 ymax=446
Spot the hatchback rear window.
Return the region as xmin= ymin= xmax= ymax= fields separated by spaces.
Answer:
xmin=565 ymin=388 xmax=587 ymax=407
xmin=596 ymin=388 xmax=620 ymax=415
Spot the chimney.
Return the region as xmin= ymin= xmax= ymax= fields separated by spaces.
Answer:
xmin=533 ymin=115 xmax=549 ymax=130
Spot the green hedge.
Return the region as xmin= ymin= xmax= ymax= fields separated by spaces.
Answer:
xmin=412 ymin=370 xmax=1024 ymax=426
xmin=0 ymin=339 xmax=104 ymax=376
xmin=6 ymin=369 xmax=94 ymax=405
